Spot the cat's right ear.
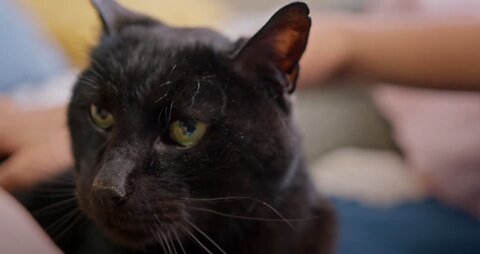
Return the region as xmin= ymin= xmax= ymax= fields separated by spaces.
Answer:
xmin=91 ymin=0 xmax=157 ymax=35
xmin=233 ymin=2 xmax=311 ymax=94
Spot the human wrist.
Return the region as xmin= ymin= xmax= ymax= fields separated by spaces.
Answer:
xmin=301 ymin=14 xmax=354 ymax=85
xmin=319 ymin=15 xmax=356 ymax=77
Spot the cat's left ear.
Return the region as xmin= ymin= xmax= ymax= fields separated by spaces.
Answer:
xmin=233 ymin=2 xmax=311 ymax=94
xmin=91 ymin=0 xmax=157 ymax=35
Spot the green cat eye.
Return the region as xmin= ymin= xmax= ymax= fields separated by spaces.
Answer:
xmin=169 ymin=119 xmax=208 ymax=147
xmin=90 ymin=104 xmax=114 ymax=130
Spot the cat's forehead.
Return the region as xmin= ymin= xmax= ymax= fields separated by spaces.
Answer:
xmin=94 ymin=25 xmax=230 ymax=64
xmin=81 ymin=25 xmax=251 ymax=118
xmin=93 ymin=45 xmax=229 ymax=96
xmin=85 ymin=40 xmax=234 ymax=120
xmin=91 ymin=25 xmax=233 ymax=86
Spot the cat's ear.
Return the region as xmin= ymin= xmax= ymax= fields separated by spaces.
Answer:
xmin=233 ymin=2 xmax=311 ymax=94
xmin=91 ymin=0 xmax=157 ymax=35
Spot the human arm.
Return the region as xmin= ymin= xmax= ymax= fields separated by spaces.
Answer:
xmin=0 ymin=99 xmax=72 ymax=192
xmin=301 ymin=14 xmax=480 ymax=90
xmin=0 ymin=186 xmax=62 ymax=253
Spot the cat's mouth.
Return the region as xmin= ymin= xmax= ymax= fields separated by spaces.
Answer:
xmin=103 ymin=222 xmax=154 ymax=247
xmin=96 ymin=211 xmax=183 ymax=247
xmin=81 ymin=195 xmax=187 ymax=248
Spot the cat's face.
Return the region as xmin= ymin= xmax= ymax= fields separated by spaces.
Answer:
xmin=68 ymin=0 xmax=311 ymax=248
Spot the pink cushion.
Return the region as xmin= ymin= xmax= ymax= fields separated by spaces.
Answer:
xmin=373 ymin=85 xmax=480 ymax=216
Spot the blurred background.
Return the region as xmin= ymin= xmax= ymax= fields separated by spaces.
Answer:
xmin=1 ymin=0 xmax=480 ymax=253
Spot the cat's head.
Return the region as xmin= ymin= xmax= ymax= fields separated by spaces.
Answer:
xmin=69 ymin=0 xmax=311 ymax=248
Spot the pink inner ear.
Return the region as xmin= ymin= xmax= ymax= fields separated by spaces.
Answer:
xmin=269 ymin=9 xmax=311 ymax=74
xmin=233 ymin=3 xmax=311 ymax=77
xmin=274 ymin=29 xmax=303 ymax=73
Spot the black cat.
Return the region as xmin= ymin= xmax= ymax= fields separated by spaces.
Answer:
xmin=19 ymin=0 xmax=336 ymax=253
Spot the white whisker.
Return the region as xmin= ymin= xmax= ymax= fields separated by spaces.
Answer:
xmin=185 ymin=219 xmax=227 ymax=254
xmin=172 ymin=228 xmax=187 ymax=254
xmin=179 ymin=223 xmax=213 ymax=254
xmin=167 ymin=231 xmax=178 ymax=254
xmin=184 ymin=196 xmax=296 ymax=230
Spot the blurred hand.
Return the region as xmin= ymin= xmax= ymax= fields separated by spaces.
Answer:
xmin=0 ymin=98 xmax=72 ymax=192
xmin=299 ymin=14 xmax=352 ymax=88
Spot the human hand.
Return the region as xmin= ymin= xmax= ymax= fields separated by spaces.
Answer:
xmin=299 ymin=14 xmax=352 ymax=88
xmin=0 ymin=98 xmax=72 ymax=192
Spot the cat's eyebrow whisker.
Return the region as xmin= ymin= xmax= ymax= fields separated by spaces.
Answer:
xmin=189 ymin=79 xmax=201 ymax=108
xmin=79 ymin=78 xmax=99 ymax=91
xmin=90 ymin=67 xmax=104 ymax=80
xmin=78 ymin=75 xmax=98 ymax=85
xmin=185 ymin=219 xmax=227 ymax=254
xmin=87 ymin=59 xmax=108 ymax=84
xmin=79 ymin=78 xmax=99 ymax=90
xmin=159 ymin=80 xmax=173 ymax=87
xmin=214 ymin=84 xmax=228 ymax=115
xmin=168 ymin=100 xmax=175 ymax=122
xmin=182 ymin=196 xmax=295 ymax=230
xmin=167 ymin=64 xmax=177 ymax=77
xmin=201 ymin=74 xmax=216 ymax=80
xmin=89 ymin=58 xmax=106 ymax=71
xmin=155 ymin=92 xmax=169 ymax=104
xmin=161 ymin=99 xmax=175 ymax=125
xmin=179 ymin=223 xmax=213 ymax=254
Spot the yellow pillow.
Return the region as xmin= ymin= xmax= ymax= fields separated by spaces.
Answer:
xmin=19 ymin=0 xmax=231 ymax=68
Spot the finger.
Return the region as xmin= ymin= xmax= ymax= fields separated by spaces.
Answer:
xmin=0 ymin=128 xmax=17 ymax=155
xmin=0 ymin=152 xmax=31 ymax=192
xmin=0 ymin=98 xmax=19 ymax=154
xmin=0 ymin=111 xmax=48 ymax=155
xmin=0 ymin=96 xmax=18 ymax=114
xmin=0 ymin=130 xmax=17 ymax=154
xmin=0 ymin=145 xmax=71 ymax=192
xmin=0 ymin=106 xmax=68 ymax=154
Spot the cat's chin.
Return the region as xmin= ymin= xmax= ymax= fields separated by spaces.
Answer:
xmin=97 ymin=216 xmax=180 ymax=248
xmin=102 ymin=226 xmax=157 ymax=248
xmin=77 ymin=189 xmax=188 ymax=248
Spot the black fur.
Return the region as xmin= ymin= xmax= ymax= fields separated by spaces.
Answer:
xmin=19 ymin=1 xmax=336 ymax=253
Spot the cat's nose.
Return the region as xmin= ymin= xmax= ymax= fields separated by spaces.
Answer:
xmin=92 ymin=179 xmax=127 ymax=205
xmin=92 ymin=153 xmax=136 ymax=206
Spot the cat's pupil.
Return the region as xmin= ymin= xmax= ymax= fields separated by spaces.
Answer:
xmin=98 ymin=109 xmax=110 ymax=119
xmin=179 ymin=120 xmax=196 ymax=136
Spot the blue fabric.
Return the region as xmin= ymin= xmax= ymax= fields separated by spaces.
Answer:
xmin=333 ymin=198 xmax=480 ymax=254
xmin=0 ymin=0 xmax=68 ymax=92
